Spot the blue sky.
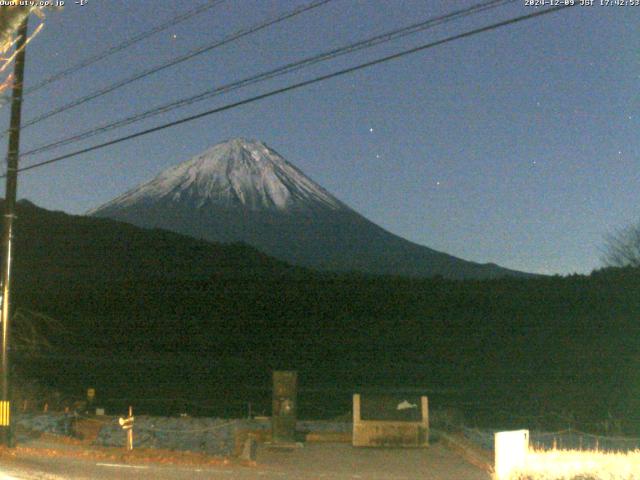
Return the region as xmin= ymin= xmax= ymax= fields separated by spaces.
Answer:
xmin=1 ymin=0 xmax=638 ymax=275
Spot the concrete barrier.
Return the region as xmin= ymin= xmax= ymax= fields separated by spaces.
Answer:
xmin=352 ymin=394 xmax=429 ymax=447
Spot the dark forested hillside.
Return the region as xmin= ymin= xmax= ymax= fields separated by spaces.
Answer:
xmin=6 ymin=200 xmax=640 ymax=433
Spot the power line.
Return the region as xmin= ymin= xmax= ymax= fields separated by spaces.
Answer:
xmin=8 ymin=4 xmax=575 ymax=177
xmin=10 ymin=0 xmax=334 ymax=134
xmin=21 ymin=0 xmax=516 ymax=159
xmin=21 ymin=0 xmax=226 ymax=97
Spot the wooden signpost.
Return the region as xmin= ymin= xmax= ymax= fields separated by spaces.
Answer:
xmin=118 ymin=406 xmax=134 ymax=451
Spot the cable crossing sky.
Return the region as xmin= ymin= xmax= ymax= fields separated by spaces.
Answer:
xmin=20 ymin=0 xmax=227 ymax=97
xmin=20 ymin=0 xmax=517 ymax=160
xmin=7 ymin=0 xmax=334 ymax=136
xmin=6 ymin=3 xmax=576 ymax=178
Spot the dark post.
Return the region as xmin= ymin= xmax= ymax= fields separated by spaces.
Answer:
xmin=271 ymin=370 xmax=297 ymax=444
xmin=0 ymin=15 xmax=29 ymax=447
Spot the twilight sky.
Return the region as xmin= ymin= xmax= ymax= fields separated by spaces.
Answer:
xmin=0 ymin=0 xmax=637 ymax=275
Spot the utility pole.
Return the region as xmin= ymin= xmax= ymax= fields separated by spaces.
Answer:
xmin=0 ymin=15 xmax=29 ymax=448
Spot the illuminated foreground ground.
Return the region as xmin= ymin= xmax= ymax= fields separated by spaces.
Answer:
xmin=515 ymin=448 xmax=640 ymax=480
xmin=0 ymin=440 xmax=490 ymax=479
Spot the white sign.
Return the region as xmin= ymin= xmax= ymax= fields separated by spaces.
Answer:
xmin=494 ymin=429 xmax=529 ymax=480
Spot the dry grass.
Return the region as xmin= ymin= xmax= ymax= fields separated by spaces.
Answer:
xmin=508 ymin=448 xmax=640 ymax=480
xmin=0 ymin=440 xmax=234 ymax=468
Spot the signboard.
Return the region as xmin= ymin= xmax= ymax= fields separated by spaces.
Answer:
xmin=353 ymin=394 xmax=429 ymax=447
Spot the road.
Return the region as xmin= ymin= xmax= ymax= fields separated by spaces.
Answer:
xmin=0 ymin=443 xmax=491 ymax=479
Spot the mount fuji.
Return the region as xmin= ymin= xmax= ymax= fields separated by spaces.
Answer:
xmin=89 ymin=138 xmax=527 ymax=279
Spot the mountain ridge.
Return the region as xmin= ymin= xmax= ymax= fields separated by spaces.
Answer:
xmin=90 ymin=138 xmax=532 ymax=279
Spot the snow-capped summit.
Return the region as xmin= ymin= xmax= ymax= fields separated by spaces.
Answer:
xmin=90 ymin=138 xmax=528 ymax=279
xmin=91 ymin=138 xmax=344 ymax=213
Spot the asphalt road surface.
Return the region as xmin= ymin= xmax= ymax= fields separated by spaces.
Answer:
xmin=0 ymin=443 xmax=491 ymax=479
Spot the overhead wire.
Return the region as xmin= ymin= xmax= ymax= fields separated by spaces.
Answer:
xmin=21 ymin=0 xmax=226 ymax=97
xmin=7 ymin=0 xmax=335 ymax=135
xmin=7 ymin=4 xmax=575 ymax=177
xmin=21 ymin=0 xmax=516 ymax=159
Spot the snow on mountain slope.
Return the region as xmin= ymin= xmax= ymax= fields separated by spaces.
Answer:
xmin=90 ymin=138 xmax=344 ymax=213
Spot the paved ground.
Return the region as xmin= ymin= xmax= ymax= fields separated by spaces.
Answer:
xmin=0 ymin=443 xmax=490 ymax=479
xmin=256 ymin=443 xmax=491 ymax=480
